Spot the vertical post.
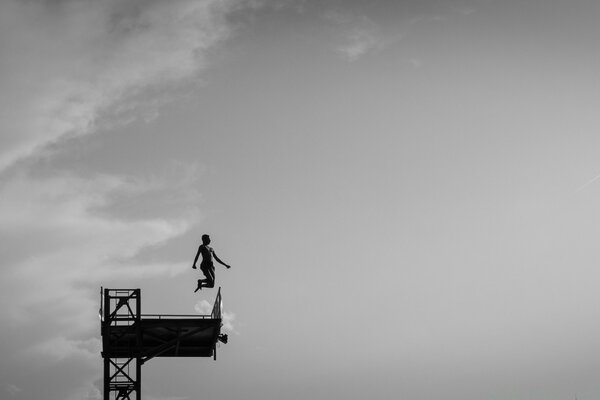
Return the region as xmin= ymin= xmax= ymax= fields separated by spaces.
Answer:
xmin=136 ymin=359 xmax=141 ymax=400
xmin=135 ymin=289 xmax=142 ymax=400
xmin=103 ymin=357 xmax=110 ymax=400
xmin=103 ymin=288 xmax=110 ymax=400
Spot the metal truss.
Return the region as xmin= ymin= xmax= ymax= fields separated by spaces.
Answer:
xmin=102 ymin=289 xmax=141 ymax=400
xmin=101 ymin=287 xmax=225 ymax=400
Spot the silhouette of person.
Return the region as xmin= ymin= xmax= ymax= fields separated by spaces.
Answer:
xmin=192 ymin=234 xmax=231 ymax=292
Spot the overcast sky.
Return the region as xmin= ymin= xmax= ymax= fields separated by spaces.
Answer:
xmin=2 ymin=0 xmax=600 ymax=399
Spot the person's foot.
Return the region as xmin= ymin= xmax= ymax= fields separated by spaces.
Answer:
xmin=194 ymin=280 xmax=202 ymax=292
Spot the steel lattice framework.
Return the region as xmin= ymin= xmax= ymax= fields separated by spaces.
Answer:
xmin=101 ymin=288 xmax=225 ymax=400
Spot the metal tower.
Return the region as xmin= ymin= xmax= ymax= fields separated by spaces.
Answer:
xmin=100 ymin=288 xmax=226 ymax=400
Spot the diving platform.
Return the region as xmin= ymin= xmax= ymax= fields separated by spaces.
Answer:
xmin=106 ymin=317 xmax=221 ymax=358
xmin=100 ymin=288 xmax=227 ymax=400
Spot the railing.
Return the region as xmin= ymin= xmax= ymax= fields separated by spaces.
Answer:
xmin=142 ymin=314 xmax=211 ymax=319
xmin=101 ymin=287 xmax=222 ymax=323
xmin=140 ymin=287 xmax=222 ymax=320
xmin=211 ymin=287 xmax=222 ymax=319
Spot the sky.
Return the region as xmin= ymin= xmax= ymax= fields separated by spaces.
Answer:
xmin=2 ymin=0 xmax=600 ymax=399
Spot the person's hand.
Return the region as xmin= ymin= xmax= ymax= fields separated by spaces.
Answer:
xmin=192 ymin=265 xmax=197 ymax=269
xmin=226 ymin=265 xmax=231 ymax=269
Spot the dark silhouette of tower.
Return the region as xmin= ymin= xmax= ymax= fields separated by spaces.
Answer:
xmin=100 ymin=287 xmax=227 ymax=400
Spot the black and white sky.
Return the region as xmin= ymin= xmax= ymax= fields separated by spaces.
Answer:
xmin=2 ymin=1 xmax=600 ymax=399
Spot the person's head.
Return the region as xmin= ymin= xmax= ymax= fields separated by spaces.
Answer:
xmin=202 ymin=234 xmax=211 ymax=245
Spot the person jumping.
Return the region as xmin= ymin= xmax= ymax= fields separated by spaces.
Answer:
xmin=192 ymin=234 xmax=231 ymax=292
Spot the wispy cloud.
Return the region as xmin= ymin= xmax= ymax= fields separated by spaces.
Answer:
xmin=0 ymin=0 xmax=234 ymax=171
xmin=145 ymin=395 xmax=189 ymax=400
xmin=322 ymin=12 xmax=391 ymax=62
xmin=321 ymin=1 xmax=480 ymax=62
xmin=2 ymin=383 xmax=22 ymax=398
xmin=195 ymin=299 xmax=237 ymax=333
xmin=0 ymin=170 xmax=200 ymax=321
xmin=0 ymin=1 xmax=251 ymax=397
xmin=0 ymin=169 xmax=202 ymax=398
xmin=194 ymin=299 xmax=213 ymax=314
xmin=576 ymin=171 xmax=600 ymax=192
xmin=337 ymin=26 xmax=388 ymax=62
xmin=222 ymin=310 xmax=238 ymax=333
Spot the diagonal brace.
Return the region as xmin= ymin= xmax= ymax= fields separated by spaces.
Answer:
xmin=140 ymin=325 xmax=214 ymax=364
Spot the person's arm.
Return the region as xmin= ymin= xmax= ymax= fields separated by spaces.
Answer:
xmin=192 ymin=246 xmax=201 ymax=269
xmin=212 ymin=250 xmax=231 ymax=269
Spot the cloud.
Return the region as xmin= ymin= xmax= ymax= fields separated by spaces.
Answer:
xmin=409 ymin=57 xmax=423 ymax=68
xmin=0 ymin=0 xmax=234 ymax=171
xmin=0 ymin=170 xmax=199 ymax=323
xmin=0 ymin=0 xmax=267 ymax=398
xmin=0 ymin=1 xmax=257 ymax=398
xmin=27 ymin=337 xmax=102 ymax=364
xmin=337 ymin=26 xmax=388 ymax=62
xmin=320 ymin=0 xmax=481 ymax=62
xmin=3 ymin=383 xmax=22 ymax=397
xmin=194 ymin=299 xmax=213 ymax=315
xmin=145 ymin=396 xmax=189 ymax=400
xmin=322 ymin=12 xmax=390 ymax=61
xmin=222 ymin=310 xmax=237 ymax=333
xmin=195 ymin=299 xmax=237 ymax=333
xmin=0 ymin=169 xmax=202 ymax=399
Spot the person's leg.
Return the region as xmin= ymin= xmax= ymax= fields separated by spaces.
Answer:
xmin=204 ymin=267 xmax=215 ymax=288
xmin=194 ymin=266 xmax=209 ymax=292
xmin=197 ymin=266 xmax=215 ymax=288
